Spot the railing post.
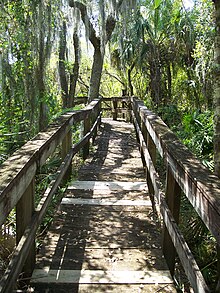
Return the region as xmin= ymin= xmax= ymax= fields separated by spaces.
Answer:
xmin=61 ymin=129 xmax=72 ymax=181
xmin=162 ymin=164 xmax=181 ymax=276
xmin=16 ymin=179 xmax=35 ymax=283
xmin=83 ymin=112 xmax=90 ymax=160
xmin=112 ymin=97 xmax=117 ymax=120
xmin=92 ymin=102 xmax=101 ymax=144
xmin=147 ymin=132 xmax=156 ymax=199
xmin=127 ymin=97 xmax=132 ymax=123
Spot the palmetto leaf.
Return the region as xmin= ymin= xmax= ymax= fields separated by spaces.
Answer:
xmin=154 ymin=0 xmax=162 ymax=9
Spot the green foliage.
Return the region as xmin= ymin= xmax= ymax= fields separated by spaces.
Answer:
xmin=180 ymin=195 xmax=217 ymax=290
xmin=178 ymin=110 xmax=214 ymax=170
xmin=157 ymin=104 xmax=181 ymax=128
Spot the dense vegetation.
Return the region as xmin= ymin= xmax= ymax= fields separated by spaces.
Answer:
xmin=0 ymin=0 xmax=219 ymax=291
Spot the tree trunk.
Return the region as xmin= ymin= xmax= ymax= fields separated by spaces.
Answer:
xmin=38 ymin=0 xmax=48 ymax=131
xmin=69 ymin=30 xmax=80 ymax=107
xmin=59 ymin=21 xmax=69 ymax=108
xmin=167 ymin=62 xmax=172 ymax=102
xmin=213 ymin=1 xmax=220 ymax=291
xmin=69 ymin=1 xmax=120 ymax=102
xmin=88 ymin=47 xmax=104 ymax=102
xmin=213 ymin=0 xmax=220 ymax=177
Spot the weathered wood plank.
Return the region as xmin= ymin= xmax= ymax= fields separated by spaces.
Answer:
xmin=61 ymin=198 xmax=152 ymax=206
xmin=67 ymin=181 xmax=147 ymax=191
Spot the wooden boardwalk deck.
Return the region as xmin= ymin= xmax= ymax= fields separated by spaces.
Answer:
xmin=30 ymin=118 xmax=176 ymax=292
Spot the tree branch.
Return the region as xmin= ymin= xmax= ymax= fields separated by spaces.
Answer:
xmin=69 ymin=0 xmax=100 ymax=49
xmin=103 ymin=69 xmax=125 ymax=86
xmin=116 ymin=0 xmax=125 ymax=11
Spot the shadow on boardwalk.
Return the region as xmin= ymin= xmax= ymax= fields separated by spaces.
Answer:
xmin=31 ymin=118 xmax=176 ymax=293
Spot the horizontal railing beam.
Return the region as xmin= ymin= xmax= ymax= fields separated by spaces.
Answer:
xmin=131 ymin=96 xmax=220 ymax=246
xmin=0 ymin=98 xmax=102 ymax=292
xmin=0 ymin=99 xmax=101 ymax=227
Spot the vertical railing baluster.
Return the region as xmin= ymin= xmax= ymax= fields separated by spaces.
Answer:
xmin=83 ymin=112 xmax=90 ymax=160
xmin=162 ymin=164 xmax=181 ymax=276
xmin=112 ymin=97 xmax=117 ymax=120
xmin=61 ymin=129 xmax=72 ymax=182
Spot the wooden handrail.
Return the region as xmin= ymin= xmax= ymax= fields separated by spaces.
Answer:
xmin=131 ymin=96 xmax=220 ymax=293
xmin=0 ymin=98 xmax=102 ymax=292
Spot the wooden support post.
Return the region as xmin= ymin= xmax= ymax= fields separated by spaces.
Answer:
xmin=112 ymin=98 xmax=117 ymax=120
xmin=122 ymin=100 xmax=125 ymax=119
xmin=162 ymin=165 xmax=181 ymax=276
xmin=83 ymin=114 xmax=90 ymax=160
xmin=127 ymin=99 xmax=132 ymax=123
xmin=147 ymin=132 xmax=156 ymax=200
xmin=140 ymin=120 xmax=147 ymax=168
xmin=16 ymin=179 xmax=35 ymax=283
xmin=92 ymin=107 xmax=98 ymax=144
xmin=61 ymin=129 xmax=72 ymax=182
xmin=216 ymin=245 xmax=220 ymax=292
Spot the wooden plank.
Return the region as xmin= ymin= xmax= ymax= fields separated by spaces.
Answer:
xmin=31 ymin=269 xmax=173 ymax=284
xmin=67 ymin=181 xmax=147 ymax=191
xmin=61 ymin=198 xmax=152 ymax=206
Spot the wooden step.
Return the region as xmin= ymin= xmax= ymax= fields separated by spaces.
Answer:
xmin=66 ymin=181 xmax=148 ymax=192
xmin=31 ymin=268 xmax=173 ymax=284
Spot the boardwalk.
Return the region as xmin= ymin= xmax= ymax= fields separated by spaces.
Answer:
xmin=30 ymin=118 xmax=176 ymax=292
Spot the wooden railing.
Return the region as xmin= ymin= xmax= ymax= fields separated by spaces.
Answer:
xmin=1 ymin=96 xmax=220 ymax=292
xmin=0 ymin=98 xmax=102 ymax=293
xmin=131 ymin=96 xmax=220 ymax=293
xmin=74 ymin=96 xmax=131 ymax=121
